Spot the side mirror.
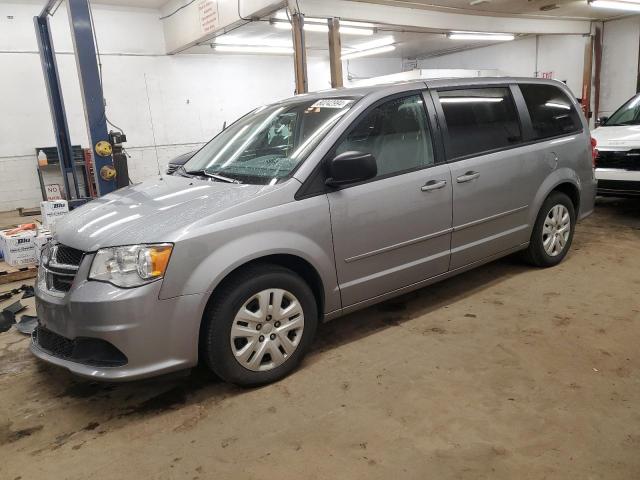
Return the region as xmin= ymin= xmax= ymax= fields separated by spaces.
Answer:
xmin=595 ymin=116 xmax=608 ymax=127
xmin=325 ymin=151 xmax=377 ymax=187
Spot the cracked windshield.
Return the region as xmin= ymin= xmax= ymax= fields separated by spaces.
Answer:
xmin=183 ymin=97 xmax=357 ymax=185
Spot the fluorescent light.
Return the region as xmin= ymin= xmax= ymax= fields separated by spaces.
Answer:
xmin=349 ymin=36 xmax=394 ymax=51
xmin=302 ymin=23 xmax=329 ymax=33
xmin=273 ymin=11 xmax=375 ymax=28
xmin=589 ymin=0 xmax=640 ymax=11
xmin=214 ymin=36 xmax=292 ymax=48
xmin=273 ymin=21 xmax=374 ymax=35
xmin=341 ymin=44 xmax=396 ymax=60
xmin=324 ymin=25 xmax=374 ymax=35
xmin=338 ymin=20 xmax=376 ymax=28
xmin=448 ymin=31 xmax=515 ymax=41
xmin=440 ymin=97 xmax=504 ymax=103
xmin=214 ymin=45 xmax=294 ymax=54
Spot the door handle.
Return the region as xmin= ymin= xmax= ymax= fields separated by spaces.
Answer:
xmin=420 ymin=179 xmax=447 ymax=192
xmin=456 ymin=171 xmax=480 ymax=183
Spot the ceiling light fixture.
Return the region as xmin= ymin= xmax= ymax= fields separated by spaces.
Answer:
xmin=447 ymin=31 xmax=515 ymax=41
xmin=341 ymin=44 xmax=396 ymax=60
xmin=349 ymin=36 xmax=395 ymax=51
xmin=272 ymin=21 xmax=374 ymax=35
xmin=214 ymin=36 xmax=292 ymax=48
xmin=273 ymin=11 xmax=375 ymax=28
xmin=588 ymin=0 xmax=640 ymax=12
xmin=214 ymin=45 xmax=294 ymax=54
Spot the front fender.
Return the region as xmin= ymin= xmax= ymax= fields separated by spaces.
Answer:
xmin=159 ymin=195 xmax=339 ymax=316
xmin=192 ymin=231 xmax=337 ymax=307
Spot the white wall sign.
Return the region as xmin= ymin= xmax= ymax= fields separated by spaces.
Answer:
xmin=45 ymin=184 xmax=63 ymax=201
xmin=198 ymin=0 xmax=219 ymax=35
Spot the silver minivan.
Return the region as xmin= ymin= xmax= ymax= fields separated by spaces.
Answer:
xmin=33 ymin=78 xmax=596 ymax=386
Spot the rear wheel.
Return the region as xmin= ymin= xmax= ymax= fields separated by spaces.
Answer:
xmin=201 ymin=265 xmax=318 ymax=387
xmin=523 ymin=191 xmax=576 ymax=267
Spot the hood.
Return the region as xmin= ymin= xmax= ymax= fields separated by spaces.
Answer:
xmin=54 ymin=175 xmax=290 ymax=251
xmin=592 ymin=125 xmax=640 ymax=150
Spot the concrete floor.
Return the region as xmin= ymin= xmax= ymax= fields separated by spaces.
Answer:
xmin=1 ymin=198 xmax=639 ymax=480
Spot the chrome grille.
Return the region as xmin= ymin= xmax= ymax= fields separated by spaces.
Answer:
xmin=39 ymin=243 xmax=85 ymax=296
xmin=54 ymin=245 xmax=84 ymax=266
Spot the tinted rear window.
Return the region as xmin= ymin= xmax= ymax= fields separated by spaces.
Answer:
xmin=519 ymin=84 xmax=582 ymax=139
xmin=438 ymin=87 xmax=522 ymax=158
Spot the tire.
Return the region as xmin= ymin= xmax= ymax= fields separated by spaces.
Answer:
xmin=523 ymin=191 xmax=576 ymax=268
xmin=201 ymin=264 xmax=318 ymax=387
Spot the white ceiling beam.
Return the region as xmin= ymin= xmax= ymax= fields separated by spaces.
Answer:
xmin=292 ymin=0 xmax=592 ymax=35
xmin=161 ymin=0 xmax=285 ymax=54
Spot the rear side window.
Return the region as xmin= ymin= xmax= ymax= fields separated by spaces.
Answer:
xmin=519 ymin=84 xmax=582 ymax=139
xmin=437 ymin=87 xmax=522 ymax=158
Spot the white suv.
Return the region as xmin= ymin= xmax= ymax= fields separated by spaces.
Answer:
xmin=593 ymin=94 xmax=640 ymax=197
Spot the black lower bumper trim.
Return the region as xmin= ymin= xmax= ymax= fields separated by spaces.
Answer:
xmin=33 ymin=326 xmax=128 ymax=367
xmin=597 ymin=180 xmax=640 ymax=198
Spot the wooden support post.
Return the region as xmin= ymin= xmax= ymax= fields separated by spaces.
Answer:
xmin=291 ymin=12 xmax=308 ymax=94
xmin=328 ymin=17 xmax=343 ymax=88
xmin=593 ymin=24 xmax=603 ymax=122
xmin=581 ymin=32 xmax=594 ymax=120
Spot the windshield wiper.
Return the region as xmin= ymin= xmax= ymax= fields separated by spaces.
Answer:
xmin=203 ymin=171 xmax=242 ymax=184
xmin=182 ymin=168 xmax=241 ymax=184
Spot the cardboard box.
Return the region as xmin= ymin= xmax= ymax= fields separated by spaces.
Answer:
xmin=34 ymin=230 xmax=53 ymax=265
xmin=40 ymin=200 xmax=69 ymax=229
xmin=0 ymin=229 xmax=37 ymax=267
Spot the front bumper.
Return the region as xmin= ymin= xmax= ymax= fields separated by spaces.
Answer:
xmin=33 ymin=264 xmax=205 ymax=381
xmin=595 ymin=168 xmax=640 ymax=197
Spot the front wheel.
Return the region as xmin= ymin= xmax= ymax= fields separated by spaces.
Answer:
xmin=523 ymin=191 xmax=576 ymax=268
xmin=201 ymin=265 xmax=318 ymax=387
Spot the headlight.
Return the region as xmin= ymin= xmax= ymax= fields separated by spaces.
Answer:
xmin=89 ymin=244 xmax=173 ymax=288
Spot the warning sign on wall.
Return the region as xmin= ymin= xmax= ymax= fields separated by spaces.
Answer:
xmin=198 ymin=0 xmax=219 ymax=34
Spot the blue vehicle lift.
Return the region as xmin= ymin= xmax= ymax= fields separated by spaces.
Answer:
xmin=35 ymin=0 xmax=117 ymax=203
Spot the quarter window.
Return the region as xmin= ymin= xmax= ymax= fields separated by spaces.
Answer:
xmin=438 ymin=87 xmax=522 ymax=159
xmin=335 ymin=94 xmax=434 ymax=178
xmin=519 ymin=84 xmax=582 ymax=139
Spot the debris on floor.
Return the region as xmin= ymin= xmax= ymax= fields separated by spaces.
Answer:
xmin=0 ymin=309 xmax=14 ymax=333
xmin=16 ymin=315 xmax=38 ymax=335
xmin=3 ymin=300 xmax=25 ymax=315
xmin=21 ymin=284 xmax=34 ymax=299
xmin=0 ymin=300 xmax=26 ymax=333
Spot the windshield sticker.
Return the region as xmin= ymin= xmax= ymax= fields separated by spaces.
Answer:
xmin=311 ymin=99 xmax=354 ymax=109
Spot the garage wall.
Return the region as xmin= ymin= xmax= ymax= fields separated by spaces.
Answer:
xmin=599 ymin=16 xmax=640 ymax=117
xmin=417 ymin=34 xmax=588 ymax=96
xmin=0 ymin=2 xmax=402 ymax=211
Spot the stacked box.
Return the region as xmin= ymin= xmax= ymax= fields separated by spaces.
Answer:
xmin=40 ymin=200 xmax=69 ymax=229
xmin=0 ymin=229 xmax=37 ymax=267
